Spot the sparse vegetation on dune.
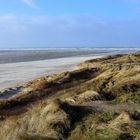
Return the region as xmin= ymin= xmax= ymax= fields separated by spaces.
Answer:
xmin=0 ymin=52 xmax=140 ymax=140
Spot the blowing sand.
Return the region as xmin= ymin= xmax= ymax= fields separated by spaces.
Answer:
xmin=0 ymin=55 xmax=102 ymax=90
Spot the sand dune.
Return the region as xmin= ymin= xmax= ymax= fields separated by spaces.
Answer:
xmin=0 ymin=52 xmax=140 ymax=140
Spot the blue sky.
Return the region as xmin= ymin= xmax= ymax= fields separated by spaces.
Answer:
xmin=0 ymin=0 xmax=140 ymax=48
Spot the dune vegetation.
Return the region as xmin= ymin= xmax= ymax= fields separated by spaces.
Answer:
xmin=0 ymin=52 xmax=140 ymax=140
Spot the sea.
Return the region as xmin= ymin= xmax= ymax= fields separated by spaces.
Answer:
xmin=0 ymin=47 xmax=139 ymax=64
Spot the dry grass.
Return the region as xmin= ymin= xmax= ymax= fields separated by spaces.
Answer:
xmin=0 ymin=99 xmax=70 ymax=140
xmin=65 ymin=90 xmax=103 ymax=104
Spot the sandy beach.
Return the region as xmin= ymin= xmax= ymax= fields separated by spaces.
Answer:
xmin=0 ymin=48 xmax=136 ymax=92
xmin=0 ymin=55 xmax=102 ymax=90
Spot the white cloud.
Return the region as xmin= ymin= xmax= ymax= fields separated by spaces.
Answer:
xmin=21 ymin=0 xmax=39 ymax=9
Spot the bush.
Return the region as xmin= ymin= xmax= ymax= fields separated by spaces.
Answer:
xmin=99 ymin=112 xmax=114 ymax=123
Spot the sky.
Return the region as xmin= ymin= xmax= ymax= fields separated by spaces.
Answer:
xmin=0 ymin=0 xmax=140 ymax=48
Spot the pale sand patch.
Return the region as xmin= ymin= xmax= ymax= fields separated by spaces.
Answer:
xmin=0 ymin=55 xmax=102 ymax=90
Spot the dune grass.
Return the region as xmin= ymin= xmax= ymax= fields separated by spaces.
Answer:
xmin=0 ymin=52 xmax=140 ymax=140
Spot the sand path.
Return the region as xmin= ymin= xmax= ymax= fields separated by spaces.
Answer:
xmin=78 ymin=101 xmax=140 ymax=112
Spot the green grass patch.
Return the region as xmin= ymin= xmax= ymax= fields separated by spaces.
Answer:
xmin=98 ymin=111 xmax=114 ymax=123
xmin=88 ymin=127 xmax=117 ymax=140
xmin=112 ymin=92 xmax=140 ymax=104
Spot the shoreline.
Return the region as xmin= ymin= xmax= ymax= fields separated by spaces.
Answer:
xmin=0 ymin=49 xmax=136 ymax=99
xmin=0 ymin=55 xmax=102 ymax=92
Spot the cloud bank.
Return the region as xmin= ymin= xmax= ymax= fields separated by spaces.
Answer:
xmin=0 ymin=13 xmax=140 ymax=48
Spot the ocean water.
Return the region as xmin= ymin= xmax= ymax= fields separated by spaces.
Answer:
xmin=0 ymin=47 xmax=138 ymax=64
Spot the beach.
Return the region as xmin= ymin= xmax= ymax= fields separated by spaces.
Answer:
xmin=0 ymin=48 xmax=137 ymax=90
xmin=0 ymin=55 xmax=101 ymax=90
